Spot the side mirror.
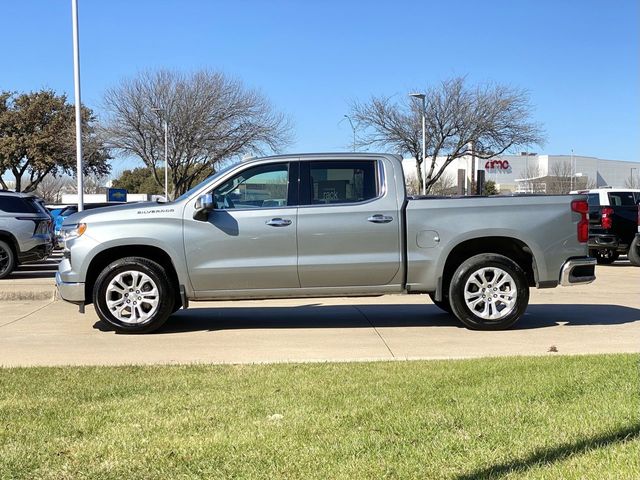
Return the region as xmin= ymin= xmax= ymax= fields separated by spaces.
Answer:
xmin=193 ymin=193 xmax=214 ymax=220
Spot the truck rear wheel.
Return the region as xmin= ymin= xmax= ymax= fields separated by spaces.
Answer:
xmin=628 ymin=237 xmax=640 ymax=267
xmin=449 ymin=253 xmax=529 ymax=330
xmin=93 ymin=257 xmax=175 ymax=334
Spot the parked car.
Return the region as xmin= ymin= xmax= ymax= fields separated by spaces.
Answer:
xmin=0 ymin=191 xmax=54 ymax=279
xmin=572 ymin=188 xmax=640 ymax=264
xmin=57 ymin=153 xmax=595 ymax=333
xmin=54 ymin=202 xmax=124 ymax=247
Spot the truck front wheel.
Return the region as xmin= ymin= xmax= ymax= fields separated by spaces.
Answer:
xmin=93 ymin=257 xmax=175 ymax=334
xmin=449 ymin=254 xmax=529 ymax=330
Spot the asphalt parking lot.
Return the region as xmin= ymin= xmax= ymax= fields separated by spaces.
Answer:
xmin=0 ymin=256 xmax=639 ymax=367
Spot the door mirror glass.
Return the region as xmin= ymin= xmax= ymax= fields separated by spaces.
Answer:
xmin=193 ymin=193 xmax=214 ymax=220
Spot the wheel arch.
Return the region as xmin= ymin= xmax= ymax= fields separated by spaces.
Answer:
xmin=0 ymin=230 xmax=19 ymax=261
xmin=440 ymin=236 xmax=537 ymax=299
xmin=84 ymin=245 xmax=181 ymax=307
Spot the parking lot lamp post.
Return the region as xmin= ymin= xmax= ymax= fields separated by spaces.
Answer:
xmin=409 ymin=93 xmax=426 ymax=195
xmin=152 ymin=108 xmax=169 ymax=201
xmin=71 ymin=0 xmax=84 ymax=211
xmin=343 ymin=115 xmax=356 ymax=152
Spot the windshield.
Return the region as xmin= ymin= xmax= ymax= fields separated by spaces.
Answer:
xmin=172 ymin=162 xmax=240 ymax=203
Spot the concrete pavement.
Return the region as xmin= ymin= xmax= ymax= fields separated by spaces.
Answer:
xmin=0 ymin=262 xmax=638 ymax=367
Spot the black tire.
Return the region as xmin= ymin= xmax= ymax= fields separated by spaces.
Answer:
xmin=93 ymin=257 xmax=175 ymax=333
xmin=448 ymin=253 xmax=529 ymax=330
xmin=591 ymin=248 xmax=619 ymax=265
xmin=428 ymin=292 xmax=452 ymax=314
xmin=0 ymin=240 xmax=16 ymax=280
xmin=628 ymin=237 xmax=640 ymax=267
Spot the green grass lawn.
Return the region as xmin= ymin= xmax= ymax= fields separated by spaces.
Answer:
xmin=1 ymin=354 xmax=638 ymax=479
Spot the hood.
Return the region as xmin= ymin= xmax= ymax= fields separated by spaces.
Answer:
xmin=63 ymin=201 xmax=163 ymax=225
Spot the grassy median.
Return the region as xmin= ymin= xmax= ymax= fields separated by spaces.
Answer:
xmin=1 ymin=354 xmax=638 ymax=479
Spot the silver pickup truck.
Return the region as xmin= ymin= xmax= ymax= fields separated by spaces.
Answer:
xmin=57 ymin=153 xmax=595 ymax=333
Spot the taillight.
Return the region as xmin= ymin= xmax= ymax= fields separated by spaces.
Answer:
xmin=571 ymin=200 xmax=589 ymax=243
xmin=601 ymin=207 xmax=614 ymax=230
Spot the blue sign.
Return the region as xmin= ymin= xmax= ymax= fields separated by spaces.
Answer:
xmin=107 ymin=188 xmax=127 ymax=202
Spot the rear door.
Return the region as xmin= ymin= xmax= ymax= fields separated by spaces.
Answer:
xmin=296 ymin=158 xmax=401 ymax=287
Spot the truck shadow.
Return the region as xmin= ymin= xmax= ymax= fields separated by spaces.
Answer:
xmin=137 ymin=303 xmax=640 ymax=334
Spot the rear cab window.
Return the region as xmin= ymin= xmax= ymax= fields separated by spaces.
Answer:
xmin=586 ymin=194 xmax=600 ymax=206
xmin=302 ymin=160 xmax=379 ymax=205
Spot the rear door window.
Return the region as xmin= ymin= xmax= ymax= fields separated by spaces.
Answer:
xmin=0 ymin=196 xmax=39 ymax=213
xmin=302 ymin=160 xmax=378 ymax=205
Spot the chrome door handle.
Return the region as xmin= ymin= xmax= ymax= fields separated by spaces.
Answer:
xmin=266 ymin=218 xmax=292 ymax=227
xmin=367 ymin=214 xmax=393 ymax=224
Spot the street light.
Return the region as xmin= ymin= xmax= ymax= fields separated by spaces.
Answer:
xmin=71 ymin=0 xmax=84 ymax=211
xmin=151 ymin=107 xmax=169 ymax=201
xmin=409 ymin=93 xmax=426 ymax=195
xmin=342 ymin=115 xmax=356 ymax=152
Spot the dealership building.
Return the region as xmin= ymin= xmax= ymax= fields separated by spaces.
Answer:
xmin=402 ymin=153 xmax=640 ymax=194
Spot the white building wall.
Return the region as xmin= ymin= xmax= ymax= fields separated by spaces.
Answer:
xmin=402 ymin=153 xmax=640 ymax=193
xmin=61 ymin=193 xmax=153 ymax=204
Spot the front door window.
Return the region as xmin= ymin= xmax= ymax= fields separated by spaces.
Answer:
xmin=213 ymin=163 xmax=289 ymax=209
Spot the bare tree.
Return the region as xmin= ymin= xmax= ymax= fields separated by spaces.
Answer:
xmin=351 ymin=96 xmax=424 ymax=181
xmin=351 ymin=77 xmax=544 ymax=193
xmin=405 ymin=173 xmax=421 ymax=196
xmin=625 ymin=171 xmax=640 ymax=188
xmin=34 ymin=174 xmax=72 ymax=203
xmin=518 ymin=163 xmax=546 ymax=193
xmin=546 ymin=160 xmax=574 ymax=194
xmin=64 ymin=173 xmax=109 ymax=195
xmin=102 ymin=69 xmax=292 ymax=197
xmin=430 ymin=172 xmax=457 ymax=196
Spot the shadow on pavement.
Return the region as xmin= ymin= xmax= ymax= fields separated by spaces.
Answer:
xmin=91 ymin=302 xmax=640 ymax=334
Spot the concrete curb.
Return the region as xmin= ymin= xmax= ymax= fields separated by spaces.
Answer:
xmin=0 ymin=289 xmax=57 ymax=302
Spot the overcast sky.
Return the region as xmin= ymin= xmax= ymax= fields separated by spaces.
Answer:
xmin=2 ymin=0 xmax=638 ymax=169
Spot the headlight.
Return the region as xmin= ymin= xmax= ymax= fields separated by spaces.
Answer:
xmin=61 ymin=223 xmax=87 ymax=244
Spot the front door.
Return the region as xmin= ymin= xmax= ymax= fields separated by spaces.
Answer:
xmin=184 ymin=161 xmax=299 ymax=292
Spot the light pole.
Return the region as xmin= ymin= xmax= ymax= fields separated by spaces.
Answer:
xmin=570 ymin=149 xmax=575 ymax=191
xmin=71 ymin=0 xmax=84 ymax=211
xmin=151 ymin=108 xmax=169 ymax=201
xmin=409 ymin=93 xmax=426 ymax=195
xmin=343 ymin=115 xmax=356 ymax=152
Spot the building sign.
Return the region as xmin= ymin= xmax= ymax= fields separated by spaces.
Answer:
xmin=107 ymin=188 xmax=127 ymax=202
xmin=485 ymin=159 xmax=511 ymax=172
